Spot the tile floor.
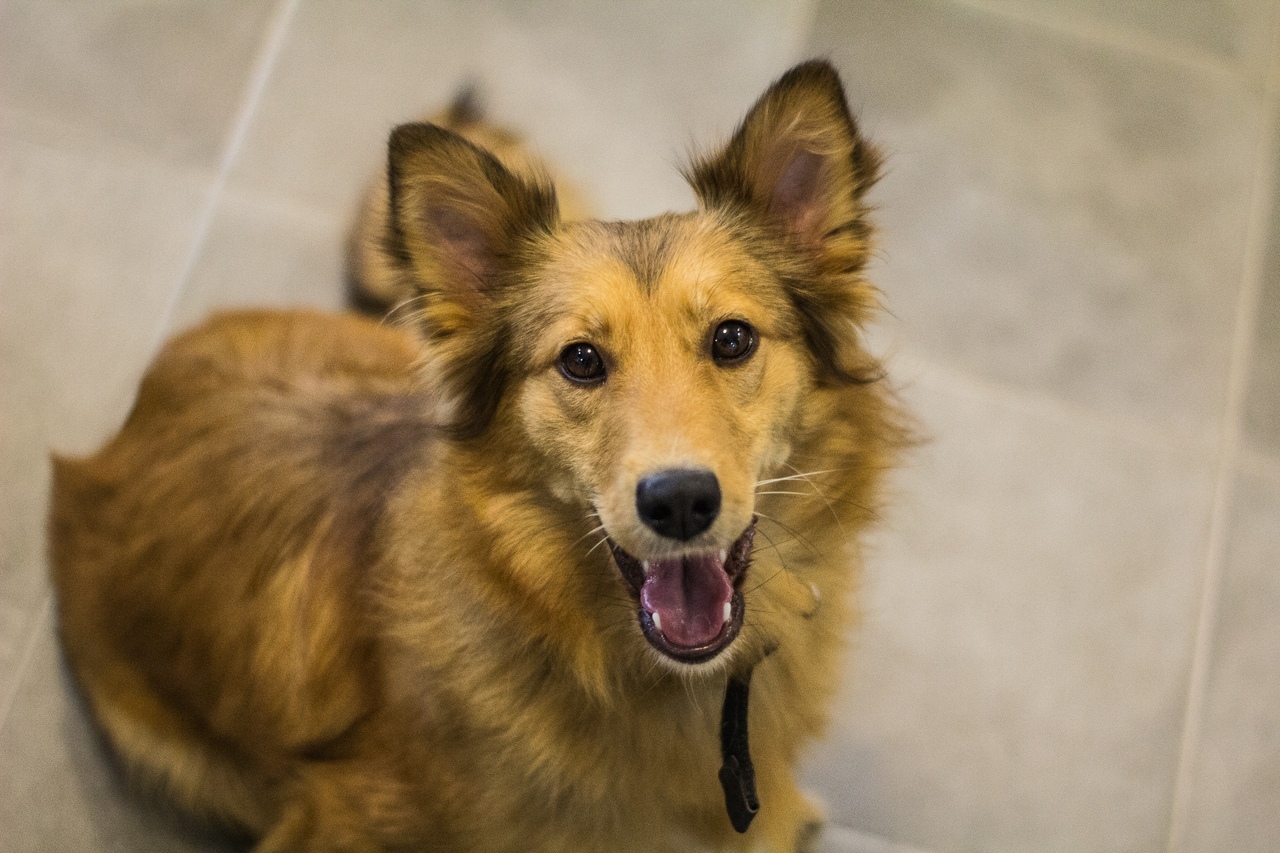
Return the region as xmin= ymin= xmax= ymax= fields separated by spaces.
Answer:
xmin=2 ymin=1 xmax=1278 ymax=851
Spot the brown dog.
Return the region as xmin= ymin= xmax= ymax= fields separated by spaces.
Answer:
xmin=51 ymin=61 xmax=906 ymax=852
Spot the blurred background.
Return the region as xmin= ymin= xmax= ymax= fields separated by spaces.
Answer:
xmin=2 ymin=1 xmax=1278 ymax=851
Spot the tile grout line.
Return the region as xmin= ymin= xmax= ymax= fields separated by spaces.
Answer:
xmin=0 ymin=0 xmax=298 ymax=754
xmin=1164 ymin=12 xmax=1280 ymax=852
xmin=1239 ymin=445 xmax=1280 ymax=484
xmin=146 ymin=0 xmax=301 ymax=356
xmin=0 ymin=595 xmax=52 ymax=735
xmin=946 ymin=0 xmax=1245 ymax=83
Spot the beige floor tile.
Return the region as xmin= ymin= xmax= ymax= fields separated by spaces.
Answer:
xmin=811 ymin=0 xmax=1260 ymax=443
xmin=221 ymin=0 xmax=814 ymax=223
xmin=168 ymin=189 xmax=348 ymax=331
xmin=1244 ymin=199 xmax=1280 ymax=458
xmin=1178 ymin=469 xmax=1280 ymax=853
xmin=801 ymin=366 xmax=1215 ymax=852
xmin=0 ymin=616 xmax=241 ymax=853
xmin=0 ymin=0 xmax=277 ymax=167
xmin=981 ymin=0 xmax=1278 ymax=79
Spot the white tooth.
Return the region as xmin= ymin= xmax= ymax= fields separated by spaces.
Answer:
xmin=642 ymin=560 xmax=651 ymax=574
xmin=651 ymin=611 xmax=662 ymax=631
xmin=719 ymin=549 xmax=727 ymax=563
xmin=723 ymin=602 xmax=732 ymax=623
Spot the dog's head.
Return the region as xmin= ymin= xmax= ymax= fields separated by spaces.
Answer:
xmin=387 ymin=61 xmax=884 ymax=671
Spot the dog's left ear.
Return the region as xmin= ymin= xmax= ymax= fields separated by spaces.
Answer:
xmin=688 ymin=60 xmax=879 ymax=260
xmin=387 ymin=122 xmax=559 ymax=302
xmin=386 ymin=123 xmax=560 ymax=437
xmin=688 ymin=60 xmax=882 ymax=381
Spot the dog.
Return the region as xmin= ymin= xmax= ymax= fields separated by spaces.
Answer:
xmin=50 ymin=60 xmax=907 ymax=852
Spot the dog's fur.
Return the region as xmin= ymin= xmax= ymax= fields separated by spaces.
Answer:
xmin=347 ymin=88 xmax=593 ymax=316
xmin=51 ymin=61 xmax=907 ymax=852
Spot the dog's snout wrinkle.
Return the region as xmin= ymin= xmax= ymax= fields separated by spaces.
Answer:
xmin=635 ymin=468 xmax=720 ymax=541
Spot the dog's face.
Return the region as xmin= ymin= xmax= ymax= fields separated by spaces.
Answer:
xmin=387 ymin=62 xmax=880 ymax=668
xmin=508 ymin=218 xmax=810 ymax=662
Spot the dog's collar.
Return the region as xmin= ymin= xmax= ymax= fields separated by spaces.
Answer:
xmin=716 ymin=558 xmax=824 ymax=832
xmin=717 ymin=614 xmax=798 ymax=832
xmin=718 ymin=668 xmax=759 ymax=833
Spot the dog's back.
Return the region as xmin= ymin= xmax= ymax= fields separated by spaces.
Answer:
xmin=51 ymin=310 xmax=430 ymax=833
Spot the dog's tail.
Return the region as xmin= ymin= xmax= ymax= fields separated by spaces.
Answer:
xmin=443 ymin=82 xmax=484 ymax=127
xmin=345 ymin=84 xmax=592 ymax=319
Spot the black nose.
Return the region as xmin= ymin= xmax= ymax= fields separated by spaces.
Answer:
xmin=636 ymin=469 xmax=721 ymax=541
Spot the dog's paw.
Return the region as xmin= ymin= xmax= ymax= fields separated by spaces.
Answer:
xmin=794 ymin=791 xmax=826 ymax=853
xmin=795 ymin=819 xmax=823 ymax=853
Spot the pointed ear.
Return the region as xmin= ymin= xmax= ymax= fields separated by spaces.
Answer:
xmin=387 ymin=122 xmax=559 ymax=302
xmin=687 ymin=60 xmax=880 ymax=266
xmin=386 ymin=123 xmax=559 ymax=438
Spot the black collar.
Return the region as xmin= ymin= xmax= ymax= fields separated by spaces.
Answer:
xmin=718 ymin=669 xmax=759 ymax=833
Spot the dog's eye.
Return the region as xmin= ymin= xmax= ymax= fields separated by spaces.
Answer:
xmin=711 ymin=320 xmax=756 ymax=363
xmin=559 ymin=343 xmax=606 ymax=383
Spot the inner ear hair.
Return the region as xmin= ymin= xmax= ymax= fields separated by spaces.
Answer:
xmin=387 ymin=122 xmax=559 ymax=299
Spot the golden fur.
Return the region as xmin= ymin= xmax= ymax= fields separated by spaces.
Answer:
xmin=347 ymin=89 xmax=592 ymax=315
xmin=51 ymin=61 xmax=907 ymax=852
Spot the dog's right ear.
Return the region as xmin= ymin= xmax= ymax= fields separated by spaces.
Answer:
xmin=687 ymin=61 xmax=883 ymax=385
xmin=687 ymin=60 xmax=879 ymax=269
xmin=387 ymin=122 xmax=559 ymax=303
xmin=387 ymin=123 xmax=559 ymax=436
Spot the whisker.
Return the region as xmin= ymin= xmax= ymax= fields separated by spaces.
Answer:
xmin=754 ymin=467 xmax=850 ymax=488
xmin=745 ymin=567 xmax=788 ymax=596
xmin=747 ymin=526 xmax=801 ymax=599
xmin=742 ymin=525 xmax=808 ymax=596
xmin=642 ymin=649 xmax=665 ymax=683
xmin=682 ymin=676 xmax=703 ymax=716
xmin=752 ymin=539 xmax=782 ymax=555
xmin=756 ymin=489 xmax=875 ymax=513
xmin=571 ymin=523 xmax=608 ymax=549
xmin=584 ymin=535 xmax=612 ymax=558
xmin=751 ymin=525 xmax=801 ymax=560
xmin=754 ymin=512 xmax=821 ymax=559
xmin=783 ymin=462 xmax=843 ymax=529
xmin=753 ymin=530 xmax=807 ymax=554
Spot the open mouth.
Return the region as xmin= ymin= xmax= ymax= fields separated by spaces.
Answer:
xmin=608 ymin=519 xmax=756 ymax=664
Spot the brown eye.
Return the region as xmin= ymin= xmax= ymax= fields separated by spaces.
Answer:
xmin=711 ymin=320 xmax=756 ymax=363
xmin=559 ymin=342 xmax=606 ymax=383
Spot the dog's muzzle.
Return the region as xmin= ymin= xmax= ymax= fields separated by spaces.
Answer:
xmin=608 ymin=520 xmax=756 ymax=663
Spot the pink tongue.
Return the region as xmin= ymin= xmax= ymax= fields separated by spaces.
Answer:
xmin=640 ymin=553 xmax=732 ymax=648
